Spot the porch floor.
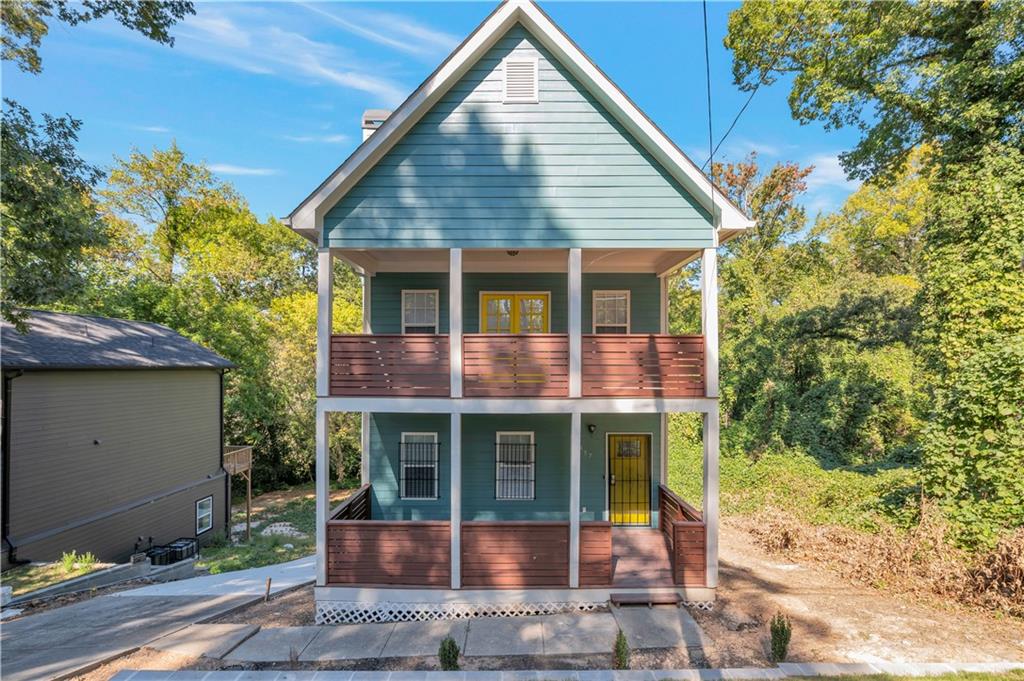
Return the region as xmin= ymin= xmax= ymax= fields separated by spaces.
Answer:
xmin=610 ymin=527 xmax=674 ymax=588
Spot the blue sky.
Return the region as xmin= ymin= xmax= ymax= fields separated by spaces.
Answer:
xmin=4 ymin=1 xmax=861 ymax=222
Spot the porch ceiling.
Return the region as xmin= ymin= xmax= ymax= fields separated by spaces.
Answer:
xmin=336 ymin=248 xmax=699 ymax=276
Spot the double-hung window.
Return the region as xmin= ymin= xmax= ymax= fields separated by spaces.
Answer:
xmin=400 ymin=432 xmax=439 ymax=499
xmin=593 ymin=290 xmax=630 ymax=334
xmin=402 ymin=290 xmax=439 ymax=334
xmin=495 ymin=431 xmax=535 ymax=500
xmin=195 ymin=496 xmax=213 ymax=535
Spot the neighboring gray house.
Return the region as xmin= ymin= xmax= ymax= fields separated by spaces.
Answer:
xmin=1 ymin=310 xmax=232 ymax=569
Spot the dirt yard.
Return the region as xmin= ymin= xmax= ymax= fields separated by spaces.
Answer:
xmin=692 ymin=520 xmax=1024 ymax=667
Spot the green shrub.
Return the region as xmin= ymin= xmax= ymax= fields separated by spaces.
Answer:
xmin=769 ymin=612 xmax=792 ymax=662
xmin=613 ymin=629 xmax=630 ymax=669
xmin=438 ymin=635 xmax=460 ymax=671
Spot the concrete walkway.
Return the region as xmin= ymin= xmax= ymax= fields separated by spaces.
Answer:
xmin=108 ymin=661 xmax=1024 ymax=681
xmin=110 ymin=555 xmax=314 ymax=598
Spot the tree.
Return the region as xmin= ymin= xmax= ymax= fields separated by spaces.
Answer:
xmin=725 ymin=1 xmax=1024 ymax=181
xmin=2 ymin=0 xmax=194 ymax=74
xmin=0 ymin=99 xmax=106 ymax=327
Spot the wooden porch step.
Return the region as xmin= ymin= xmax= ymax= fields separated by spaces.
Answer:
xmin=609 ymin=592 xmax=682 ymax=608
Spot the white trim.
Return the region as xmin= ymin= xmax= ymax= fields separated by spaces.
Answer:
xmin=316 ymin=249 xmax=333 ymax=398
xmin=399 ymin=432 xmax=440 ymax=500
xmin=569 ymin=411 xmax=581 ymax=588
xmin=315 ymin=404 xmax=330 ymax=587
xmin=195 ymin=495 xmax=213 ymax=535
xmin=315 ymin=584 xmax=715 ymax=606
xmin=568 ymin=248 xmax=582 ymax=397
xmin=360 ymin=412 xmax=370 ymax=486
xmin=478 ymin=290 xmax=552 ymax=334
xmin=659 ymin=277 xmax=668 ymax=334
xmin=285 ymin=0 xmax=753 ymax=237
xmin=450 ymin=413 xmax=462 ymax=589
xmin=449 ymin=249 xmax=463 ymax=399
xmin=660 ymin=412 xmax=668 ymax=488
xmin=495 ymin=431 xmax=536 ymax=500
xmin=591 ymin=289 xmax=631 ymax=334
xmin=401 ymin=289 xmax=440 ymax=334
xmin=502 ymin=55 xmax=539 ymax=103
xmin=702 ymin=408 xmax=719 ymax=588
xmin=701 ymin=248 xmax=719 ymax=398
xmin=604 ymin=432 xmax=655 ymax=527
xmin=317 ymin=396 xmax=718 ymax=415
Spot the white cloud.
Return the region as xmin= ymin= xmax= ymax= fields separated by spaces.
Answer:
xmin=805 ymin=153 xmax=860 ymax=190
xmin=209 ymin=163 xmax=279 ymax=177
xmin=169 ymin=6 xmax=411 ymax=106
xmin=300 ymin=3 xmax=459 ymax=59
xmin=283 ymin=133 xmax=349 ymax=144
xmin=133 ymin=125 xmax=170 ymax=133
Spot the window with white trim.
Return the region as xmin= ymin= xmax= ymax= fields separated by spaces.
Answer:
xmin=195 ymin=496 xmax=213 ymax=535
xmin=400 ymin=432 xmax=439 ymax=499
xmin=503 ymin=58 xmax=539 ymax=103
xmin=402 ymin=290 xmax=439 ymax=334
xmin=593 ymin=290 xmax=630 ymax=333
xmin=495 ymin=431 xmax=535 ymax=500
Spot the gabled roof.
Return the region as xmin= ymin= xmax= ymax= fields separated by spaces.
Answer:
xmin=0 ymin=310 xmax=234 ymax=371
xmin=285 ymin=0 xmax=753 ymax=245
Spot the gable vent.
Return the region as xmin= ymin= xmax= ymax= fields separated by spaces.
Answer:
xmin=503 ymin=58 xmax=539 ymax=103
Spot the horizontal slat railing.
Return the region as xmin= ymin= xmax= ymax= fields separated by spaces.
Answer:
xmin=658 ymin=484 xmax=706 ymax=587
xmin=463 ymin=334 xmax=569 ymax=398
xmin=461 ymin=521 xmax=570 ymax=588
xmin=582 ymin=334 xmax=705 ymax=398
xmin=579 ymin=521 xmax=613 ymax=587
xmin=330 ymin=334 xmax=450 ymax=397
xmin=330 ymin=483 xmax=371 ymax=521
xmin=326 ymin=521 xmax=451 ymax=587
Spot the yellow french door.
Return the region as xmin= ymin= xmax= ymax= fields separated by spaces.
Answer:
xmin=480 ymin=293 xmax=550 ymax=333
xmin=608 ymin=434 xmax=651 ymax=526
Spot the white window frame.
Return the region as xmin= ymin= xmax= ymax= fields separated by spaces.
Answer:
xmin=195 ymin=495 xmax=213 ymax=535
xmin=400 ymin=432 xmax=439 ymax=500
xmin=401 ymin=289 xmax=440 ymax=334
xmin=592 ymin=290 xmax=631 ymax=334
xmin=495 ymin=431 xmax=536 ymax=500
xmin=502 ymin=56 xmax=539 ymax=104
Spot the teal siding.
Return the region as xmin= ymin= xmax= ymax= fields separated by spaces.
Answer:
xmin=580 ymin=413 xmax=662 ymax=526
xmin=463 ymin=273 xmax=568 ymax=333
xmin=369 ymin=273 xmax=449 ymax=334
xmin=582 ymin=274 xmax=661 ymax=334
xmin=369 ymin=413 xmax=451 ymax=520
xmin=324 ymin=24 xmax=714 ymax=249
xmin=461 ymin=414 xmax=571 ymax=521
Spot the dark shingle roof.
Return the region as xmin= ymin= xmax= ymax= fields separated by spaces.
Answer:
xmin=1 ymin=310 xmax=234 ymax=370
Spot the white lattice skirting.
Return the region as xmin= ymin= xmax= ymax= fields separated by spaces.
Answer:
xmin=316 ymin=599 xmax=607 ymax=625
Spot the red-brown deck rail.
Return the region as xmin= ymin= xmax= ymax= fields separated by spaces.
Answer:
xmin=461 ymin=521 xmax=569 ymax=587
xmin=658 ymin=484 xmax=706 ymax=587
xmin=579 ymin=521 xmax=613 ymax=587
xmin=582 ymin=334 xmax=705 ymax=398
xmin=463 ymin=334 xmax=569 ymax=398
xmin=330 ymin=334 xmax=450 ymax=397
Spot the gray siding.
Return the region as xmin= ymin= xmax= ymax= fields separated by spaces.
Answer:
xmin=325 ymin=24 xmax=714 ymax=249
xmin=6 ymin=369 xmax=226 ymax=563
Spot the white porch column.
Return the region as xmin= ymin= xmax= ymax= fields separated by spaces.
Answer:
xmin=450 ymin=412 xmax=462 ymax=589
xmin=449 ymin=249 xmax=463 ymax=399
xmin=569 ymin=411 xmax=581 ymax=588
xmin=316 ymin=249 xmax=333 ymax=398
xmin=360 ymin=273 xmax=372 ymax=485
xmin=702 ymin=408 xmax=720 ymax=588
xmin=568 ymin=248 xmax=582 ymax=398
xmin=700 ymin=247 xmax=719 ymax=398
xmin=315 ymin=404 xmax=330 ymax=587
xmin=659 ymin=274 xmax=669 ymax=492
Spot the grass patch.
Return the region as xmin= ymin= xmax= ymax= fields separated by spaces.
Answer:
xmin=3 ymin=556 xmax=109 ymax=596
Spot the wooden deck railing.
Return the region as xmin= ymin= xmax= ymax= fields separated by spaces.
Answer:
xmin=329 ymin=334 xmax=450 ymax=397
xmin=461 ymin=521 xmax=569 ymax=587
xmin=582 ymin=334 xmax=705 ymax=398
xmin=658 ymin=484 xmax=706 ymax=587
xmin=463 ymin=334 xmax=569 ymax=398
xmin=579 ymin=521 xmax=613 ymax=587
xmin=330 ymin=483 xmax=371 ymax=521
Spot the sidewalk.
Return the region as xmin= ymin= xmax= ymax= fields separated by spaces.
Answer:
xmin=110 ymin=555 xmax=314 ymax=598
xmin=107 ymin=661 xmax=1024 ymax=681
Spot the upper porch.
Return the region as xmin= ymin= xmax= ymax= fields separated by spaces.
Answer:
xmin=316 ymin=247 xmax=720 ymax=407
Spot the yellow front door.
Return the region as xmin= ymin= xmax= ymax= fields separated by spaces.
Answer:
xmin=480 ymin=293 xmax=550 ymax=333
xmin=609 ymin=434 xmax=651 ymax=526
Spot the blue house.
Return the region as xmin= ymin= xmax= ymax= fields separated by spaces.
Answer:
xmin=286 ymin=0 xmax=753 ymax=624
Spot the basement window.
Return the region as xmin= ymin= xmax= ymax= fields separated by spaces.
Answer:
xmin=196 ymin=496 xmax=213 ymax=535
xmin=503 ymin=58 xmax=539 ymax=103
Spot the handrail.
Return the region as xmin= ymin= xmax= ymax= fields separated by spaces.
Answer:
xmin=658 ymin=484 xmax=703 ymax=523
xmin=329 ymin=483 xmax=371 ymax=520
